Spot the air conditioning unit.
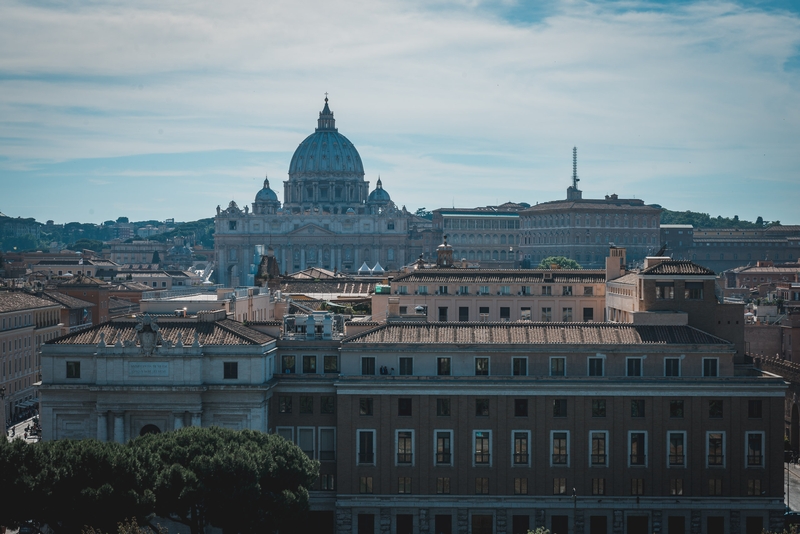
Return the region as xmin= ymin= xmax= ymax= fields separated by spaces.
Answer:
xmin=414 ymin=291 xmax=418 ymax=295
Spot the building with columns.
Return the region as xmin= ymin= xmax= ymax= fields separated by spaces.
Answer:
xmin=214 ymin=98 xmax=416 ymax=286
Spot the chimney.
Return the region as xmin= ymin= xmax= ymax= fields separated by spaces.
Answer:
xmin=605 ymin=246 xmax=626 ymax=281
xmin=388 ymin=297 xmax=400 ymax=318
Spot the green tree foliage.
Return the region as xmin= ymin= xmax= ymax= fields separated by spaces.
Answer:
xmin=537 ymin=256 xmax=582 ymax=269
xmin=145 ymin=218 xmax=215 ymax=249
xmin=152 ymin=250 xmax=161 ymax=264
xmin=414 ymin=207 xmax=433 ymax=220
xmin=660 ymin=209 xmax=778 ymax=229
xmin=67 ymin=239 xmax=105 ymax=253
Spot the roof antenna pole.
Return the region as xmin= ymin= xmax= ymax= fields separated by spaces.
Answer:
xmin=572 ymin=146 xmax=579 ymax=190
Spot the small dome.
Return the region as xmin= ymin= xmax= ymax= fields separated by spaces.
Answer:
xmin=255 ymin=177 xmax=279 ymax=202
xmin=367 ymin=177 xmax=392 ymax=203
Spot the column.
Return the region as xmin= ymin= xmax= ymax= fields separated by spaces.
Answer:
xmin=300 ymin=248 xmax=306 ymax=270
xmin=113 ymin=413 xmax=124 ymax=443
xmin=191 ymin=412 xmax=202 ymax=427
xmin=380 ymin=508 xmax=391 ymax=534
xmin=173 ymin=413 xmax=184 ymax=430
xmin=96 ymin=412 xmax=107 ymax=442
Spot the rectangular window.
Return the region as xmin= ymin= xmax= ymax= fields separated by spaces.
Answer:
xmin=66 ymin=361 xmax=80 ymax=378
xmin=562 ymin=307 xmax=573 ymax=322
xmin=520 ymin=307 xmax=531 ymax=320
xmin=398 ymin=398 xmax=412 ymax=416
xmin=588 ymin=357 xmax=604 ymax=376
xmin=276 ymin=427 xmax=293 ymax=442
xmin=474 ymin=431 xmax=491 ymax=465
xmin=438 ymin=285 xmax=448 ymax=295
xmin=591 ymin=431 xmax=607 ymax=466
xmin=399 ymin=357 xmax=413 ymax=375
xmin=476 ymin=398 xmax=489 ymax=416
xmin=475 ymin=357 xmax=489 ymax=376
xmin=359 ymin=476 xmax=373 ymax=494
xmin=479 ymin=286 xmax=490 ymax=295
xmin=583 ymin=307 xmax=594 ymax=321
xmin=631 ymin=478 xmax=644 ymax=495
xmin=438 ymin=307 xmax=448 ymax=321
xmin=299 ymin=396 xmax=313 ymax=414
xmin=397 ymin=285 xmax=408 ymax=295
xmin=746 ymin=432 xmax=764 ymax=467
xmin=319 ymin=428 xmax=336 ymax=461
xmin=521 ymin=286 xmax=531 ymax=296
xmin=320 ymin=474 xmax=335 ymax=490
xmin=361 ymin=357 xmax=376 ymax=375
xmin=397 ymin=431 xmax=413 ymax=465
xmin=670 ymin=400 xmax=684 ymax=418
xmin=514 ymin=477 xmax=528 ymax=495
xmin=708 ymin=478 xmax=722 ymax=496
xmin=475 ymin=477 xmax=489 ymax=494
xmin=584 ymin=286 xmax=594 ymax=296
xmin=358 ymin=430 xmax=375 ymax=464
xmin=553 ymin=477 xmax=567 ymax=495
xmin=302 ymin=355 xmax=316 ymax=373
xmin=550 ymin=357 xmax=566 ymax=376
xmin=707 ymin=432 xmax=725 ymax=467
xmin=562 ymin=286 xmax=573 ymax=296
xmin=437 ymin=357 xmax=451 ymax=376
xmin=685 ymin=281 xmax=704 ymax=300
xmin=321 ymin=396 xmax=335 ymax=415
xmin=747 ymin=479 xmax=762 ymax=496
xmin=553 ymin=398 xmax=567 ymax=417
xmin=500 ymin=307 xmax=510 ymax=320
xmin=324 ymin=355 xmax=339 ymax=373
xmin=668 ymin=432 xmax=685 ymax=466
xmin=437 ymin=477 xmax=450 ymax=494
xmin=500 ymin=285 xmax=511 ymax=295
xmin=458 ymin=307 xmax=469 ymax=322
xmin=436 ymin=431 xmax=452 ymax=465
xmin=418 ymin=285 xmax=428 ymax=295
xmin=282 ymin=355 xmax=296 ymax=374
xmin=298 ymin=427 xmax=314 ymax=457
xmin=514 ymin=398 xmax=528 ymax=417
xmin=359 ymin=398 xmax=373 ymax=416
xmin=629 ymin=432 xmax=647 ymax=466
xmin=703 ymin=358 xmax=718 ymax=377
xmin=541 ymin=307 xmax=552 ymax=322
xmin=399 ymin=306 xmax=407 ymax=315
xmin=665 ymin=358 xmax=680 ymax=377
xmin=631 ymin=399 xmax=645 ymax=417
xmin=542 ymin=285 xmax=552 ymax=296
xmin=513 ymin=431 xmax=529 ymax=465
xmin=626 ymin=358 xmax=642 ymax=377
xmin=551 ymin=431 xmax=569 ymax=466
xmin=436 ymin=398 xmax=451 ymax=416
xmin=592 ymin=478 xmax=605 ymax=495
xmin=592 ymin=399 xmax=606 ymax=417
xmin=223 ymin=361 xmax=238 ymax=379
xmin=512 ymin=357 xmax=527 ymax=376
xmin=709 ymin=400 xmax=723 ymax=418
xmin=278 ymin=395 xmax=292 ymax=413
xmin=748 ymin=400 xmax=763 ymax=418
xmin=459 ymin=285 xmax=470 ymax=295
xmin=656 ymin=282 xmax=674 ymax=299
xmin=670 ymin=478 xmax=684 ymax=495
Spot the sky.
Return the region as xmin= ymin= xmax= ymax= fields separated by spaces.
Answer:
xmin=0 ymin=0 xmax=798 ymax=225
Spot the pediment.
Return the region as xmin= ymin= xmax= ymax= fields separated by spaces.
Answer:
xmin=287 ymin=223 xmax=337 ymax=236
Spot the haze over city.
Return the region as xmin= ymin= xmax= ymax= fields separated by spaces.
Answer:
xmin=1 ymin=0 xmax=799 ymax=224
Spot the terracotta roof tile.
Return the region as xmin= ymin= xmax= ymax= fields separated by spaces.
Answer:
xmin=0 ymin=291 xmax=61 ymax=313
xmin=392 ymin=270 xmax=605 ymax=284
xmin=42 ymin=291 xmax=95 ymax=309
xmin=641 ymin=261 xmax=715 ymax=276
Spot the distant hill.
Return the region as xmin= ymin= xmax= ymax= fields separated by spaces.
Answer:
xmin=658 ymin=209 xmax=779 ymax=229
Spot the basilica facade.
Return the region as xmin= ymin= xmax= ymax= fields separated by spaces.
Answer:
xmin=214 ymin=98 xmax=417 ymax=286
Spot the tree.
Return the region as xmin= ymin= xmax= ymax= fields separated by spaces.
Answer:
xmin=414 ymin=207 xmax=433 ymax=220
xmin=152 ymin=251 xmax=161 ymax=264
xmin=537 ymin=256 xmax=582 ymax=269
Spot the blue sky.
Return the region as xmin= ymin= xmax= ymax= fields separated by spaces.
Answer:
xmin=0 ymin=0 xmax=798 ymax=225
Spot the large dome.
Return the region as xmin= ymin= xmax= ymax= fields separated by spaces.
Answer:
xmin=288 ymin=98 xmax=365 ymax=180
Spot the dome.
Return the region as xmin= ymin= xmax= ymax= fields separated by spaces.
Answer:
xmin=367 ymin=177 xmax=392 ymax=203
xmin=255 ymin=177 xmax=279 ymax=203
xmin=288 ymin=98 xmax=365 ymax=179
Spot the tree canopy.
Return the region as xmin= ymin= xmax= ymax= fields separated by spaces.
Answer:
xmin=537 ymin=256 xmax=582 ymax=269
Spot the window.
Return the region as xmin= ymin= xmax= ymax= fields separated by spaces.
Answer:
xmin=298 ymin=427 xmax=314 ymax=457
xmin=359 ymin=398 xmax=373 ymax=416
xmin=541 ymin=307 xmax=552 ymax=322
xmin=592 ymin=399 xmax=606 ymax=417
xmin=436 ymin=431 xmax=453 ymax=465
xmin=512 ymin=357 xmax=527 ymax=376
xmin=655 ymin=282 xmax=674 ymax=299
xmin=521 ymin=285 xmax=531 ymax=296
xmin=685 ymin=281 xmax=704 ymax=299
xmin=553 ymin=477 xmax=567 ymax=494
xmin=748 ymin=400 xmax=762 ymax=418
xmin=631 ymin=399 xmax=645 ymax=417
xmin=551 ymin=431 xmax=569 ymax=465
xmin=583 ymin=307 xmax=594 ymax=321
xmin=542 ymin=285 xmax=552 ymax=296
xmin=669 ymin=400 xmax=684 ymax=418
xmin=514 ymin=399 xmax=528 ymax=417
xmin=746 ymin=432 xmax=764 ymax=467
xmin=437 ymin=398 xmax=451 ymax=416
xmin=278 ymin=396 xmax=292 ymax=413
xmin=631 ymin=478 xmax=644 ymax=495
xmin=361 ymin=357 xmax=376 ymax=375
xmin=474 ymin=431 xmax=491 ymax=465
xmin=626 ymin=357 xmax=642 ymax=377
xmin=438 ymin=285 xmax=448 ymax=295
xmin=418 ymin=285 xmax=428 ymax=295
xmin=479 ymin=286 xmax=490 ymax=295
xmin=708 ymin=400 xmax=723 ymax=418
xmin=475 ymin=357 xmax=489 ymax=375
xmin=458 ymin=307 xmax=469 ymax=322
xmin=500 ymin=285 xmax=511 ymax=295
xmin=436 ymin=477 xmax=450 ymax=494
xmin=550 ymin=357 xmax=566 ymax=376
xmin=282 ymin=355 xmax=296 ymax=374
xmin=300 ymin=396 xmax=313 ymax=414
xmin=747 ymin=479 xmax=762 ymax=496
xmin=476 ymin=398 xmax=489 ymax=416
xmin=703 ymin=358 xmax=718 ymax=377
xmin=500 ymin=307 xmax=510 ymax=321
xmin=562 ymin=307 xmax=573 ymax=322
xmin=223 ymin=362 xmax=238 ymax=379
xmin=584 ymin=286 xmax=594 ymax=296
xmin=562 ymin=286 xmax=573 ymax=296
xmin=668 ymin=432 xmax=685 ymax=466
xmin=475 ymin=477 xmax=489 ymax=494
xmin=398 ymin=398 xmax=412 ymax=416
xmin=358 ymin=430 xmax=375 ymax=464
xmin=459 ymin=285 xmax=470 ymax=295
xmin=66 ymin=361 xmax=80 ymax=378
xmin=588 ymin=357 xmax=604 ymax=377
xmin=228 ymin=220 xmax=237 ymax=230
xmin=707 ymin=432 xmax=725 ymax=467
xmin=514 ymin=478 xmax=528 ymax=494
xmin=591 ymin=431 xmax=608 ymax=466
xmin=359 ymin=476 xmax=373 ymax=493
xmin=664 ymin=358 xmax=680 ymax=377
xmin=513 ymin=431 xmax=529 ymax=465
xmin=396 ymin=431 xmax=413 ymax=465
xmin=553 ymin=399 xmax=567 ymax=417
xmin=324 ymin=355 xmax=339 ymax=373
xmin=276 ymin=427 xmax=293 ymax=442
xmin=320 ymin=474 xmax=335 ymax=490
xmin=399 ymin=357 xmax=413 ymax=375
xmin=319 ymin=428 xmax=336 ymax=460
xmin=397 ymin=285 xmax=408 ymax=295
xmin=302 ymin=356 xmax=316 ymax=373
xmin=670 ymin=478 xmax=683 ymax=495
xmin=438 ymin=307 xmax=448 ymax=321
xmin=708 ymin=478 xmax=722 ymax=496
xmin=592 ymin=478 xmax=605 ymax=495
xmin=437 ymin=357 xmax=451 ymax=376
xmin=629 ymin=432 xmax=646 ymax=466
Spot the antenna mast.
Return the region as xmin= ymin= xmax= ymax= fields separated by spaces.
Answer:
xmin=572 ymin=147 xmax=579 ymax=189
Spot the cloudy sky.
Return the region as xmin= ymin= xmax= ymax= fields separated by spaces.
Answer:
xmin=1 ymin=0 xmax=798 ymax=225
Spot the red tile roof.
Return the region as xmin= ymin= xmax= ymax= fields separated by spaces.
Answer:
xmin=0 ymin=291 xmax=61 ymax=313
xmin=641 ymin=261 xmax=715 ymax=276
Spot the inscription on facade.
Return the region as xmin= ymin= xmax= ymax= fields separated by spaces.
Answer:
xmin=129 ymin=361 xmax=170 ymax=377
